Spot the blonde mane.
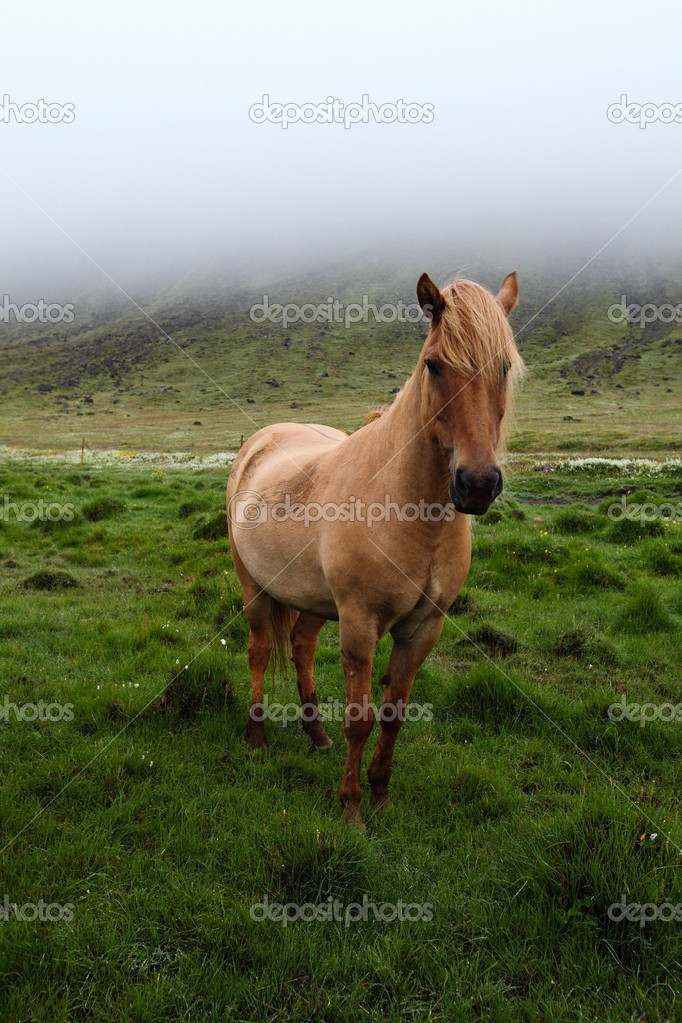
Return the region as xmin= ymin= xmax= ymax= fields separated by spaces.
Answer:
xmin=358 ymin=277 xmax=523 ymax=430
xmin=360 ymin=408 xmax=385 ymax=426
xmin=436 ymin=278 xmax=524 ymax=383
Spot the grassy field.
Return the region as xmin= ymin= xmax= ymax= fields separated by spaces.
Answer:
xmin=0 ymin=454 xmax=681 ymax=1021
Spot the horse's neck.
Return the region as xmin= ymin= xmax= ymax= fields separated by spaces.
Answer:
xmin=367 ymin=371 xmax=448 ymax=503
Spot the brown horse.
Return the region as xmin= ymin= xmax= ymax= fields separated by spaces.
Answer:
xmin=227 ymin=271 xmax=523 ymax=827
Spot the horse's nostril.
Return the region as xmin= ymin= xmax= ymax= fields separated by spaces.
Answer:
xmin=454 ymin=466 xmax=467 ymax=495
xmin=492 ymin=469 xmax=504 ymax=498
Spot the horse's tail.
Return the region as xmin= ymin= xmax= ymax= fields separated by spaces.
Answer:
xmin=269 ymin=598 xmax=297 ymax=677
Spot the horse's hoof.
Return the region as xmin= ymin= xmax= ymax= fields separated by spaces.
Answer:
xmin=309 ymin=731 xmax=333 ymax=751
xmin=370 ymin=791 xmax=392 ymax=812
xmin=342 ymin=804 xmax=365 ymax=830
xmin=246 ymin=723 xmax=267 ymax=749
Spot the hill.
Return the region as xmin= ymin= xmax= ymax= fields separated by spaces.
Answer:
xmin=0 ymin=256 xmax=680 ymax=455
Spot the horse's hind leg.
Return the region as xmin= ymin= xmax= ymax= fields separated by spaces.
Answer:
xmin=243 ymin=589 xmax=273 ymax=749
xmin=291 ymin=612 xmax=332 ymax=750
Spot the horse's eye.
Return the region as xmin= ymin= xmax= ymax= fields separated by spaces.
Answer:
xmin=502 ymin=362 xmax=510 ymax=378
xmin=425 ymin=358 xmax=440 ymax=377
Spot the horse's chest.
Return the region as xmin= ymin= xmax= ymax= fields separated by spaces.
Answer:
xmin=381 ymin=528 xmax=471 ymax=627
xmin=423 ymin=526 xmax=471 ymax=607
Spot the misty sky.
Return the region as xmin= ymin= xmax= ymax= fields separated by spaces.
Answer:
xmin=1 ymin=0 xmax=681 ymax=297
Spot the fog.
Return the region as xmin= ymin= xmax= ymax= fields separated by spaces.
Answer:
xmin=1 ymin=0 xmax=681 ymax=300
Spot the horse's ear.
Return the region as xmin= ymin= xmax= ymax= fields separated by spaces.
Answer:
xmin=417 ymin=273 xmax=445 ymax=324
xmin=496 ymin=271 xmax=518 ymax=317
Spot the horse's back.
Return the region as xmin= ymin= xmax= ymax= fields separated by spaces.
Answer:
xmin=229 ymin=422 xmax=347 ymax=498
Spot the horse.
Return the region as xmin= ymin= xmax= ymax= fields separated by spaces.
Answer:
xmin=227 ymin=270 xmax=523 ymax=827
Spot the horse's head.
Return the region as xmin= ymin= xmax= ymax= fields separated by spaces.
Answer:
xmin=416 ymin=271 xmax=523 ymax=515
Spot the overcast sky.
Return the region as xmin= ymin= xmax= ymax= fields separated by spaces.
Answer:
xmin=1 ymin=0 xmax=680 ymax=297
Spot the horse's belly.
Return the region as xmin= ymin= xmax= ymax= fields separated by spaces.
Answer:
xmin=234 ymin=522 xmax=338 ymax=619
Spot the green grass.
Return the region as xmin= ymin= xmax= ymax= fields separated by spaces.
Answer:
xmin=0 ymin=457 xmax=680 ymax=1021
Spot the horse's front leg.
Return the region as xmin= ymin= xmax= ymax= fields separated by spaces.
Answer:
xmin=337 ymin=612 xmax=378 ymax=829
xmin=368 ymin=613 xmax=445 ymax=811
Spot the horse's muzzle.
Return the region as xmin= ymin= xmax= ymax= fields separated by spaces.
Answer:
xmin=449 ymin=466 xmax=503 ymax=515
